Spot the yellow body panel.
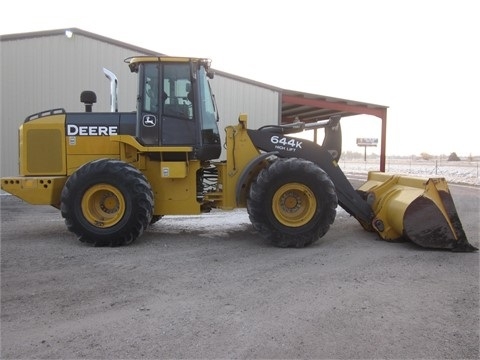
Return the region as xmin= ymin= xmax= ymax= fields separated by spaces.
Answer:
xmin=20 ymin=115 xmax=67 ymax=176
xmin=160 ymin=162 xmax=188 ymax=178
xmin=66 ymin=134 xmax=122 ymax=174
xmin=141 ymin=157 xmax=202 ymax=215
xmin=1 ymin=176 xmax=67 ymax=206
xmin=66 ymin=135 xmax=120 ymax=156
xmin=109 ymin=135 xmax=193 ymax=153
xmin=205 ymin=114 xmax=261 ymax=209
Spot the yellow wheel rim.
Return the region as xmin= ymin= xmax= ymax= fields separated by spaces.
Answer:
xmin=272 ymin=183 xmax=317 ymax=227
xmin=81 ymin=184 xmax=125 ymax=228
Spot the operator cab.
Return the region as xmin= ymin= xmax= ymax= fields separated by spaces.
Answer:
xmin=127 ymin=56 xmax=221 ymax=160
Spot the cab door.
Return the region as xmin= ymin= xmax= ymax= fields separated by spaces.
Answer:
xmin=161 ymin=63 xmax=196 ymax=146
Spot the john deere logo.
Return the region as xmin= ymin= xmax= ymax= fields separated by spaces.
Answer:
xmin=67 ymin=124 xmax=118 ymax=136
xmin=143 ymin=115 xmax=157 ymax=127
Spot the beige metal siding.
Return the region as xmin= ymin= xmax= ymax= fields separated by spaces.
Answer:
xmin=211 ymin=74 xmax=279 ymax=128
xmin=1 ymin=33 xmax=149 ymax=176
xmin=210 ymin=74 xmax=280 ymax=159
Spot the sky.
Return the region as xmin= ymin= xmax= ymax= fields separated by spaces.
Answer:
xmin=1 ymin=0 xmax=479 ymax=157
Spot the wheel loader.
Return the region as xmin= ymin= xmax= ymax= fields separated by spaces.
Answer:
xmin=1 ymin=56 xmax=477 ymax=251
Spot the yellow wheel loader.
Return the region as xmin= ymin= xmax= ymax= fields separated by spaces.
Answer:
xmin=1 ymin=56 xmax=476 ymax=251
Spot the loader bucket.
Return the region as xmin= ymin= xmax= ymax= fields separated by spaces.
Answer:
xmin=357 ymin=172 xmax=477 ymax=252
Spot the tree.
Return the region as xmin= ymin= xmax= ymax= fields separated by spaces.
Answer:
xmin=448 ymin=152 xmax=461 ymax=161
xmin=420 ymin=152 xmax=432 ymax=160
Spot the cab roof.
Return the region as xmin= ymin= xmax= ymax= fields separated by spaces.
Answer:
xmin=126 ymin=56 xmax=211 ymax=72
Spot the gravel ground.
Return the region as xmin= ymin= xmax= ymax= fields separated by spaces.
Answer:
xmin=1 ymin=182 xmax=479 ymax=359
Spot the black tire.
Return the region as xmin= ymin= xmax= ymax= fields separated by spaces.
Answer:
xmin=60 ymin=159 xmax=154 ymax=246
xmin=247 ymin=157 xmax=337 ymax=248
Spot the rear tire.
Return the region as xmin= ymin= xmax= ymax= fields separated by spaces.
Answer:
xmin=247 ymin=158 xmax=337 ymax=248
xmin=61 ymin=159 xmax=154 ymax=246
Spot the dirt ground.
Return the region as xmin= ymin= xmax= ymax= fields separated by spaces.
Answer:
xmin=1 ymin=183 xmax=479 ymax=359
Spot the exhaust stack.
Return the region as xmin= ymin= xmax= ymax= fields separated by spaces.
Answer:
xmin=103 ymin=68 xmax=118 ymax=112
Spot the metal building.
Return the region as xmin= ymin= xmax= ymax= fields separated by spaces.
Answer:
xmin=1 ymin=28 xmax=388 ymax=176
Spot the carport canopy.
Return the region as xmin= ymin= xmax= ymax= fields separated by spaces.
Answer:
xmin=280 ymin=89 xmax=389 ymax=171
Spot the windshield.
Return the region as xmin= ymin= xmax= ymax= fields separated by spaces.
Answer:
xmin=163 ymin=64 xmax=193 ymax=119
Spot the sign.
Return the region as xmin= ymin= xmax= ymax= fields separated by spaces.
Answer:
xmin=356 ymin=138 xmax=378 ymax=146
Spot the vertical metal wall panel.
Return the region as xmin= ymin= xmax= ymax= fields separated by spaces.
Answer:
xmin=212 ymin=75 xmax=279 ymax=129
xmin=210 ymin=74 xmax=280 ymax=159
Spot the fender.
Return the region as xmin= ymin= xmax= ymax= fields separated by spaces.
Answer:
xmin=235 ymin=151 xmax=278 ymax=206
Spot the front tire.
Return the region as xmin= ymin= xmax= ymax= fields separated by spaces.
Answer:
xmin=247 ymin=158 xmax=337 ymax=248
xmin=60 ymin=159 xmax=154 ymax=246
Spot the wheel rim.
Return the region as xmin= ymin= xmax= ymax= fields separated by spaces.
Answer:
xmin=272 ymin=183 xmax=317 ymax=227
xmin=81 ymin=184 xmax=126 ymax=228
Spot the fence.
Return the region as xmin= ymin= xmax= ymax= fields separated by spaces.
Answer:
xmin=339 ymin=158 xmax=479 ymax=186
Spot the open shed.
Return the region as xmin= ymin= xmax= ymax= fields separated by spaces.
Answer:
xmin=280 ymin=89 xmax=388 ymax=171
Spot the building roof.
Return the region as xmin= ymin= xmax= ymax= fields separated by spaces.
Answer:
xmin=281 ymin=89 xmax=388 ymax=123
xmin=0 ymin=27 xmax=165 ymax=56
